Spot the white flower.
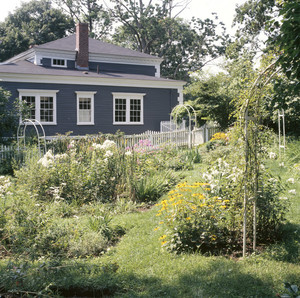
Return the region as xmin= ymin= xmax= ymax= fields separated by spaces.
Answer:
xmin=268 ymin=178 xmax=277 ymax=183
xmin=269 ymin=152 xmax=276 ymax=159
xmin=92 ymin=143 xmax=102 ymax=150
xmin=55 ymin=153 xmax=68 ymax=160
xmin=287 ymin=178 xmax=295 ymax=184
xmin=68 ymin=140 xmax=75 ymax=149
xmin=279 ymin=197 xmax=288 ymax=200
xmin=288 ymin=189 xmax=296 ymax=195
xmin=104 ymin=150 xmax=113 ymax=157
xmin=125 ymin=151 xmax=132 ymax=156
xmin=279 ymin=162 xmax=284 ymax=167
xmin=100 ymin=140 xmax=116 ymax=150
xmin=38 ymin=150 xmax=54 ymax=167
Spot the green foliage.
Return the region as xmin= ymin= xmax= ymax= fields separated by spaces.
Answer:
xmin=276 ymin=0 xmax=300 ymax=84
xmin=130 ymin=171 xmax=177 ymax=203
xmin=0 ymin=139 xmax=299 ymax=297
xmin=0 ymin=258 xmax=120 ymax=297
xmin=281 ymin=282 xmax=299 ymax=298
xmin=183 ymin=55 xmax=256 ymax=130
xmin=156 ymin=134 xmax=289 ymax=254
xmin=232 ymin=1 xmax=300 ymax=136
xmin=232 ymin=0 xmax=276 ymax=57
xmin=14 ymin=140 xmax=122 ymax=203
xmin=110 ymin=0 xmax=228 ymax=80
xmin=0 ymin=0 xmax=74 ymax=62
xmin=0 ymin=88 xmax=17 ymax=140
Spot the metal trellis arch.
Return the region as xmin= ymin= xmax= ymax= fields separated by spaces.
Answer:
xmin=17 ymin=119 xmax=47 ymax=156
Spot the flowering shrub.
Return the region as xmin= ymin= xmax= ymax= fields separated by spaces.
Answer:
xmin=155 ymin=182 xmax=233 ymax=254
xmin=156 ymin=144 xmax=288 ymax=253
xmin=15 ymin=140 xmax=122 ymax=203
xmin=210 ymin=132 xmax=228 ymax=142
xmin=206 ymin=132 xmax=229 ymax=151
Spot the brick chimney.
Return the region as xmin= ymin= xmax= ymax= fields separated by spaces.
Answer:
xmin=76 ymin=23 xmax=89 ymax=70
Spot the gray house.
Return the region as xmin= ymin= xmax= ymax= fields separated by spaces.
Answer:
xmin=0 ymin=23 xmax=185 ymax=136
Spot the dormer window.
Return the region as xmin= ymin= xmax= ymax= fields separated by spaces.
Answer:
xmin=52 ymin=58 xmax=66 ymax=67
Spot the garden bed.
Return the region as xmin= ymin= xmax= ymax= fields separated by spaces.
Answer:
xmin=0 ymin=135 xmax=299 ymax=297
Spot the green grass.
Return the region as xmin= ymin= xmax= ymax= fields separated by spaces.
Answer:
xmin=0 ymin=141 xmax=299 ymax=297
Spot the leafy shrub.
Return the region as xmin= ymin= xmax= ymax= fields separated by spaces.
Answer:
xmin=155 ymin=182 xmax=233 ymax=254
xmin=14 ymin=140 xmax=122 ymax=203
xmin=206 ymin=132 xmax=228 ymax=151
xmin=156 ymin=144 xmax=288 ymax=254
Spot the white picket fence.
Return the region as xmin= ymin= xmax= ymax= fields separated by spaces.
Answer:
xmin=119 ymin=130 xmax=191 ymax=149
xmin=0 ymin=144 xmax=15 ymax=161
xmin=0 ymin=124 xmax=220 ymax=161
xmin=117 ymin=123 xmax=219 ymax=150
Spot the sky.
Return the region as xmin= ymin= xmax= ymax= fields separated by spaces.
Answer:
xmin=0 ymin=0 xmax=247 ymax=35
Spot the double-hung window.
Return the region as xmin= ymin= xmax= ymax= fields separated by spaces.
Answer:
xmin=112 ymin=93 xmax=145 ymax=125
xmin=76 ymin=91 xmax=96 ymax=125
xmin=18 ymin=89 xmax=58 ymax=124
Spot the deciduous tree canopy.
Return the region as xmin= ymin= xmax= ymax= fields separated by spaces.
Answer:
xmin=0 ymin=0 xmax=74 ymax=62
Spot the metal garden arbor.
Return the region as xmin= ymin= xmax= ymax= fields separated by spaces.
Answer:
xmin=17 ymin=119 xmax=47 ymax=156
xmin=170 ymin=104 xmax=197 ymax=148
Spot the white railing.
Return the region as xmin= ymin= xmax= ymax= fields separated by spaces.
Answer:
xmin=160 ymin=120 xmax=186 ymax=132
xmin=0 ymin=144 xmax=15 ymax=161
xmin=119 ymin=130 xmax=191 ymax=149
xmin=0 ymin=124 xmax=220 ymax=161
xmin=117 ymin=124 xmax=220 ymax=150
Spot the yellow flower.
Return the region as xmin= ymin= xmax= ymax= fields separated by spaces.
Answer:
xmin=161 ymin=241 xmax=167 ymax=245
xmin=186 ymin=217 xmax=191 ymax=221
xmin=154 ymin=227 xmax=160 ymax=231
xmin=159 ymin=234 xmax=167 ymax=240
xmin=211 ymin=234 xmax=217 ymax=241
xmin=159 ymin=221 xmax=164 ymax=225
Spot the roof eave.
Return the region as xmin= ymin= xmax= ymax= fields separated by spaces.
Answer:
xmin=0 ymin=72 xmax=186 ymax=88
xmin=4 ymin=48 xmax=35 ymax=64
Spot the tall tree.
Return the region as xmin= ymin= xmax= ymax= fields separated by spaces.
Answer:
xmin=183 ymin=54 xmax=255 ymax=129
xmin=275 ymin=0 xmax=300 ymax=84
xmin=0 ymin=0 xmax=74 ymax=62
xmin=52 ymin=0 xmax=112 ymax=39
xmin=228 ymin=0 xmax=277 ymax=59
xmin=0 ymin=88 xmax=18 ymax=140
xmin=109 ymin=0 xmax=228 ymax=80
xmin=232 ymin=0 xmax=300 ymax=135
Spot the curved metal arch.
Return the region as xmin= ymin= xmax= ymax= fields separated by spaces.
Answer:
xmin=17 ymin=119 xmax=47 ymax=156
xmin=170 ymin=104 xmax=191 ymax=132
xmin=170 ymin=104 xmax=197 ymax=131
xmin=170 ymin=104 xmax=198 ymax=148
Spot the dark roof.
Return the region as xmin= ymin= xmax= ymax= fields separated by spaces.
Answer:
xmin=35 ymin=35 xmax=160 ymax=60
xmin=0 ymin=60 xmax=180 ymax=83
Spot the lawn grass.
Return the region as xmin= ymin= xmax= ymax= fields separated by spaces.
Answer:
xmin=0 ymin=141 xmax=299 ymax=297
xmin=97 ymin=141 xmax=300 ymax=297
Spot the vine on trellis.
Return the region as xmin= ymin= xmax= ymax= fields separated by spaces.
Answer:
xmin=234 ymin=61 xmax=281 ymax=257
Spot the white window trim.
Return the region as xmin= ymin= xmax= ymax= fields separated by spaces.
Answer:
xmin=76 ymin=91 xmax=96 ymax=125
xmin=112 ymin=92 xmax=145 ymax=125
xmin=51 ymin=58 xmax=67 ymax=68
xmin=18 ymin=89 xmax=58 ymax=125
